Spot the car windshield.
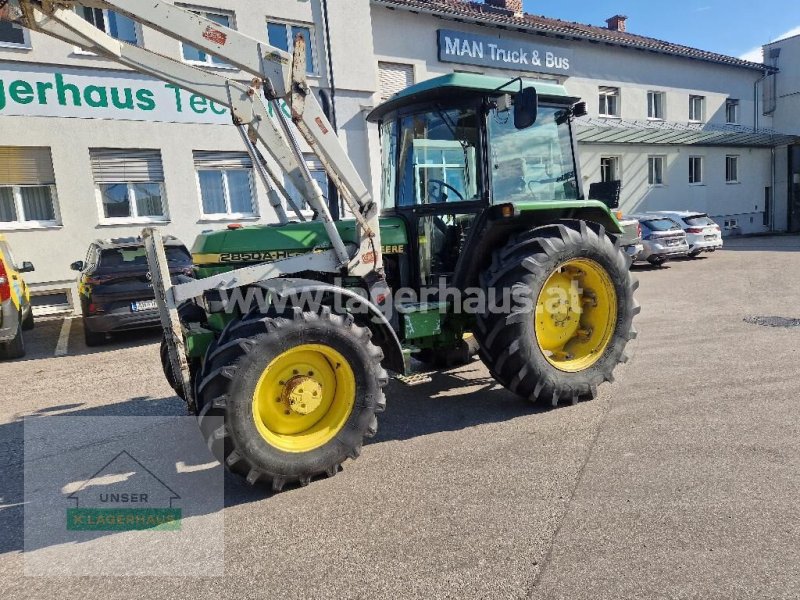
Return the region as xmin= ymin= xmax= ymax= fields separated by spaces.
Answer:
xmin=643 ymin=219 xmax=681 ymax=231
xmin=98 ymin=246 xmax=190 ymax=269
xmin=488 ymin=104 xmax=578 ymax=202
xmin=684 ymin=214 xmax=714 ymax=227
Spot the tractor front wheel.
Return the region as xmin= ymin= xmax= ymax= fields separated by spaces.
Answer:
xmin=476 ymin=221 xmax=639 ymax=407
xmin=195 ymin=306 xmax=387 ymax=491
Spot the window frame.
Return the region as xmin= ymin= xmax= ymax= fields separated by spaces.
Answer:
xmin=95 ymin=181 xmax=169 ymax=225
xmin=195 ymin=166 xmax=258 ymax=220
xmin=647 ymin=155 xmax=666 ymax=187
xmin=74 ymin=6 xmax=140 ymax=53
xmin=726 ymin=155 xmax=740 ymax=184
xmin=266 ymin=19 xmax=318 ymax=76
xmin=598 ymin=86 xmax=621 ymax=118
xmin=689 ymin=95 xmax=705 ymax=123
xmin=726 ymin=99 xmax=740 ymax=125
xmin=0 ymin=21 xmax=32 ymax=49
xmin=178 ymin=5 xmax=237 ymax=69
xmin=647 ymin=91 xmax=665 ymax=121
xmin=600 ymin=156 xmax=621 ymax=184
xmin=689 ymin=155 xmax=704 ymax=185
xmin=0 ymin=184 xmax=60 ymax=230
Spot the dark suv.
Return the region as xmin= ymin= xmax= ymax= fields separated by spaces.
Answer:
xmin=71 ymin=236 xmax=193 ymax=346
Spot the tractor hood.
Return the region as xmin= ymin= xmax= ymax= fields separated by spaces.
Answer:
xmin=191 ymin=217 xmax=408 ymax=268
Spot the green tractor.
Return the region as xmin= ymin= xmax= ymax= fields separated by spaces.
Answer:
xmin=158 ymin=74 xmax=638 ymax=491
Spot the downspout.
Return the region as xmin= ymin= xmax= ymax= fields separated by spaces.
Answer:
xmin=320 ymin=0 xmax=341 ymax=220
xmin=771 ymin=146 xmax=776 ymax=232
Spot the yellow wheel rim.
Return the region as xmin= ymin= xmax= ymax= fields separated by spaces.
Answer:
xmin=252 ymin=344 xmax=356 ymax=453
xmin=535 ymin=258 xmax=617 ymax=373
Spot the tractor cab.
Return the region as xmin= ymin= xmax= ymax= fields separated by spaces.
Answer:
xmin=368 ymin=73 xmax=589 ymax=290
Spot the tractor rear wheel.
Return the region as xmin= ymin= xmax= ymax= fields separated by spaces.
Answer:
xmin=476 ymin=221 xmax=639 ymax=407
xmin=195 ymin=306 xmax=387 ymax=491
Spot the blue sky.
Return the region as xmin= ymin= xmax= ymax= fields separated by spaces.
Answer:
xmin=521 ymin=1 xmax=800 ymax=62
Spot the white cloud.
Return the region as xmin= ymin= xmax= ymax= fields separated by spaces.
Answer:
xmin=740 ymin=25 xmax=800 ymax=63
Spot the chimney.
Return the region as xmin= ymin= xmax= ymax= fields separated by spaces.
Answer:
xmin=485 ymin=0 xmax=523 ymax=16
xmin=606 ymin=15 xmax=628 ymax=32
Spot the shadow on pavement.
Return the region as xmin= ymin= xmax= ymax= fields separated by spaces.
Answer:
xmin=0 ymin=360 xmax=541 ymax=557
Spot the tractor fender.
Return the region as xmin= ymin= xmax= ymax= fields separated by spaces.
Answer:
xmin=253 ymin=278 xmax=405 ymax=374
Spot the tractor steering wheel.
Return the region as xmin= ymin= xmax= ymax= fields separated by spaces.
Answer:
xmin=428 ymin=179 xmax=465 ymax=204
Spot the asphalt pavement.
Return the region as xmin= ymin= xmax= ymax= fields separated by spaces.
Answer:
xmin=1 ymin=235 xmax=799 ymax=599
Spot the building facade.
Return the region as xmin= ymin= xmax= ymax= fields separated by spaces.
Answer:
xmin=0 ymin=0 xmax=796 ymax=313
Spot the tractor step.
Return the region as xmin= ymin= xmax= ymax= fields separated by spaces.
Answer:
xmin=394 ymin=372 xmax=434 ymax=386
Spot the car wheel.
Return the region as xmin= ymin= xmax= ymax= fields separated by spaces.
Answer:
xmin=83 ymin=319 xmax=106 ymax=347
xmin=688 ymin=250 xmax=702 ymax=258
xmin=0 ymin=314 xmax=26 ymax=359
xmin=648 ymin=257 xmax=666 ymax=267
xmin=22 ymin=306 xmax=35 ymax=331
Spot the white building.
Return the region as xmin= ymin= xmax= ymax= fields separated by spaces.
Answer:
xmin=0 ymin=0 xmax=796 ymax=313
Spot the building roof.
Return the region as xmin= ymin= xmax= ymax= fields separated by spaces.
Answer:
xmin=575 ymin=117 xmax=798 ymax=147
xmin=368 ymin=72 xmax=575 ymax=120
xmin=373 ymin=0 xmax=774 ymax=73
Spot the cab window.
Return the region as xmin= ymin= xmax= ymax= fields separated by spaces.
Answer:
xmin=395 ymin=107 xmax=479 ymax=207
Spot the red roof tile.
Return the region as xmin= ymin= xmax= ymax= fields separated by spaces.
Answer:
xmin=373 ymin=0 xmax=770 ymax=72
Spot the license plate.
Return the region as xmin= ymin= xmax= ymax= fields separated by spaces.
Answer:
xmin=131 ymin=300 xmax=157 ymax=312
xmin=667 ymin=239 xmax=679 ymax=246
xmin=704 ymin=235 xmax=717 ymax=241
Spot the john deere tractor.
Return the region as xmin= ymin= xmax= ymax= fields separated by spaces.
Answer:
xmin=162 ymin=74 xmax=638 ymax=490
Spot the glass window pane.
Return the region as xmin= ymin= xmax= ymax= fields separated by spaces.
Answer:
xmin=20 ymin=186 xmax=55 ymax=221
xmin=182 ymin=43 xmax=206 ymax=62
xmin=207 ymin=13 xmax=231 ymax=65
xmin=100 ymin=183 xmax=131 ymax=218
xmin=0 ymin=188 xmax=17 ymax=222
xmin=198 ymin=170 xmax=226 ymax=214
xmin=133 ymin=183 xmax=164 ymax=217
xmin=267 ymin=22 xmax=289 ymax=51
xmin=0 ymin=22 xmax=26 ymax=45
xmin=107 ymin=11 xmax=137 ymax=45
xmin=226 ymin=170 xmax=254 ymax=214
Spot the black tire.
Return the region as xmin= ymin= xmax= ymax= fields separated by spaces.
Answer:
xmin=475 ymin=220 xmax=639 ymax=407
xmin=83 ymin=319 xmax=106 ymax=346
xmin=22 ymin=307 xmax=34 ymax=331
xmin=196 ymin=305 xmax=388 ymax=491
xmin=648 ymin=257 xmax=666 ymax=267
xmin=0 ymin=315 xmax=25 ymax=359
xmin=688 ymin=250 xmax=702 ymax=258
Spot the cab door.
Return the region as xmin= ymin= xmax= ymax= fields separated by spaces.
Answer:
xmin=391 ymin=104 xmax=487 ymax=289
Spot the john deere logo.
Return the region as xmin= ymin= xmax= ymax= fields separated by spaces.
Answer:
xmin=66 ymin=450 xmax=181 ymax=531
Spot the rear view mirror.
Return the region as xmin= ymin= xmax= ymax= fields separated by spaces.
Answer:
xmin=70 ymin=260 xmax=84 ymax=272
xmin=19 ymin=261 xmax=34 ymax=273
xmin=514 ymin=87 xmax=538 ymax=129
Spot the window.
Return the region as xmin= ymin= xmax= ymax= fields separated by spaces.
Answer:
xmin=89 ymin=149 xmax=167 ymax=222
xmin=180 ymin=7 xmax=233 ymax=66
xmin=0 ymin=147 xmax=59 ymax=228
xmin=689 ymin=95 xmax=705 ymax=122
xmin=689 ymin=156 xmax=703 ymax=184
xmin=287 ymin=156 xmax=329 ymax=212
xmin=598 ymin=87 xmax=620 ymax=117
xmin=267 ymin=20 xmax=316 ymax=74
xmin=600 ymin=156 xmax=620 ymax=183
xmin=726 ymin=155 xmax=739 ymax=183
xmin=0 ymin=21 xmax=31 ymax=48
xmin=378 ymin=62 xmax=414 ymax=102
xmin=726 ymin=99 xmax=740 ymax=124
xmin=78 ymin=6 xmax=138 ymax=45
xmin=194 ymin=151 xmax=257 ymax=218
xmin=648 ymin=156 xmax=665 ymax=186
xmin=647 ymin=91 xmax=665 ymax=120
xmin=723 ymin=218 xmax=738 ymax=229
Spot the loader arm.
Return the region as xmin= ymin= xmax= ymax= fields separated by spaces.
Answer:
xmin=0 ymin=0 xmax=382 ymax=273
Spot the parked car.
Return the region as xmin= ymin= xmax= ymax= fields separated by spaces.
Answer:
xmin=71 ymin=236 xmax=193 ymax=346
xmin=649 ymin=211 xmax=723 ymax=257
xmin=628 ymin=215 xmax=690 ymax=266
xmin=615 ymin=212 xmax=644 ymax=263
xmin=0 ymin=234 xmax=35 ymax=359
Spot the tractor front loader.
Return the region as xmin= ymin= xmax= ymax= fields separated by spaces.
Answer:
xmin=1 ymin=1 xmax=638 ymax=492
